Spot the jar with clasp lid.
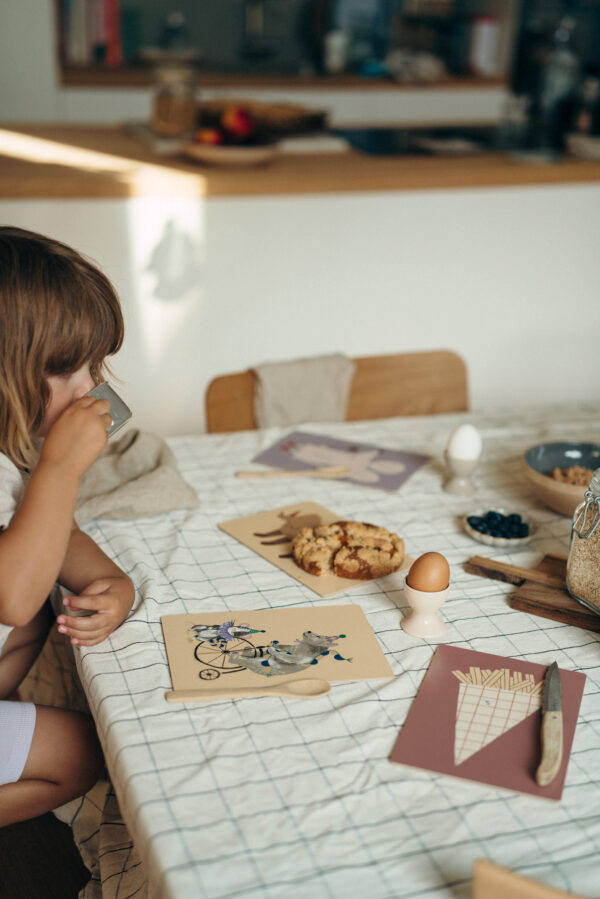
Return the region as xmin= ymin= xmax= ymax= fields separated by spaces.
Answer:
xmin=566 ymin=468 xmax=600 ymax=614
xmin=150 ymin=64 xmax=197 ymax=137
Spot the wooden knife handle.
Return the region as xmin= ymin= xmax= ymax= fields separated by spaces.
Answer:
xmin=536 ymin=710 xmax=563 ymax=786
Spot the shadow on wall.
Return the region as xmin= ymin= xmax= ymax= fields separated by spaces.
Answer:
xmin=146 ymin=218 xmax=204 ymax=301
xmin=121 ymin=200 xmax=208 ymax=434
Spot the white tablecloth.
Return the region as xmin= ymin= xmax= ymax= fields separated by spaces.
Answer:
xmin=67 ymin=404 xmax=600 ymax=899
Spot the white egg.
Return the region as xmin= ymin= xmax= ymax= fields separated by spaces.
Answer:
xmin=446 ymin=424 xmax=482 ymax=461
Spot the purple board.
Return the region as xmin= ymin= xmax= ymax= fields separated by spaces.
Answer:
xmin=253 ymin=430 xmax=428 ymax=492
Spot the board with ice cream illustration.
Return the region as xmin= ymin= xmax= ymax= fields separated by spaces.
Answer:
xmin=253 ymin=430 xmax=428 ymax=491
xmin=389 ymin=645 xmax=585 ymax=800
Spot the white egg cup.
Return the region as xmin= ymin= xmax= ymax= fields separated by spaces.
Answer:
xmin=443 ymin=451 xmax=479 ymax=495
xmin=401 ymin=576 xmax=449 ymax=638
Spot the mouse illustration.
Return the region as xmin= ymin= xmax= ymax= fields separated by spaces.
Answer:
xmin=229 ymin=630 xmax=351 ymax=677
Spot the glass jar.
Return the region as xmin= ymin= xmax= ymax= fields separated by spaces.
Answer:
xmin=150 ymin=64 xmax=197 ymax=137
xmin=566 ymin=468 xmax=600 ymax=614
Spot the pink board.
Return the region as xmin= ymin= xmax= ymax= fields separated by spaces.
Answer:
xmin=389 ymin=644 xmax=585 ymax=800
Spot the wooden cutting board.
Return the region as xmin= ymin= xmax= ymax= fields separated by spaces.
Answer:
xmin=464 ymin=553 xmax=600 ymax=632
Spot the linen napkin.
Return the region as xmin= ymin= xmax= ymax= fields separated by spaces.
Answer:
xmin=75 ymin=429 xmax=198 ymax=525
xmin=253 ymin=353 xmax=356 ymax=428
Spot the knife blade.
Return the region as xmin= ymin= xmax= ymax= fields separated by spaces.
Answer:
xmin=535 ymin=661 xmax=563 ymax=787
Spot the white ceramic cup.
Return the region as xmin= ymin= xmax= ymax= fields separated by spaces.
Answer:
xmin=401 ymin=576 xmax=449 ymax=638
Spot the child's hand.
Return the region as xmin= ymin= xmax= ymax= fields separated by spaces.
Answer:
xmin=41 ymin=396 xmax=112 ymax=477
xmin=56 ymin=575 xmax=135 ymax=646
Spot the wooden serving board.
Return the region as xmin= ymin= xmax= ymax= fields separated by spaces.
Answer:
xmin=464 ymin=553 xmax=600 ymax=632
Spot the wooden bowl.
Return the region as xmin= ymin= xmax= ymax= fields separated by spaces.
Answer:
xmin=521 ymin=442 xmax=600 ymax=517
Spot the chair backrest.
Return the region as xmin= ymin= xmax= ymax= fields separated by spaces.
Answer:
xmin=472 ymin=860 xmax=581 ymax=899
xmin=205 ymin=349 xmax=468 ymax=434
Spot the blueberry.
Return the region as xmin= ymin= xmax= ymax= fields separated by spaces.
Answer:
xmin=470 ymin=508 xmax=531 ymax=540
xmin=471 ymin=509 xmax=529 ymax=540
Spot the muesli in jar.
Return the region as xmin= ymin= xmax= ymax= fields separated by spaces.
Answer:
xmin=150 ymin=65 xmax=197 ymax=136
xmin=566 ymin=468 xmax=600 ymax=614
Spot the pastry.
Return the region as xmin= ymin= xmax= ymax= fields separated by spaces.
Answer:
xmin=292 ymin=520 xmax=404 ymax=580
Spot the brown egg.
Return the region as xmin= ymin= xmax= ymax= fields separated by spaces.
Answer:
xmin=406 ymin=552 xmax=450 ymax=592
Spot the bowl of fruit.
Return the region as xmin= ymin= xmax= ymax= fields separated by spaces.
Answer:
xmin=183 ymin=103 xmax=278 ymax=166
xmin=521 ymin=441 xmax=600 ymax=517
xmin=463 ymin=508 xmax=535 ymax=548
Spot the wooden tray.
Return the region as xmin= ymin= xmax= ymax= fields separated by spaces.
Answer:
xmin=464 ymin=553 xmax=600 ymax=632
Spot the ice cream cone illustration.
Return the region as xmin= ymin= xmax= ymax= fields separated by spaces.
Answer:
xmin=452 ymin=667 xmax=543 ymax=765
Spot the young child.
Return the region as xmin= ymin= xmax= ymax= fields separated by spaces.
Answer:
xmin=0 ymin=226 xmax=135 ymax=827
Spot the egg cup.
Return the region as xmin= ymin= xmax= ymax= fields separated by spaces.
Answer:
xmin=401 ymin=577 xmax=449 ymax=638
xmin=443 ymin=451 xmax=479 ymax=495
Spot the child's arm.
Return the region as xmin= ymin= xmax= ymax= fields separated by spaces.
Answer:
xmin=56 ymin=527 xmax=135 ymax=646
xmin=0 ymin=396 xmax=110 ymax=627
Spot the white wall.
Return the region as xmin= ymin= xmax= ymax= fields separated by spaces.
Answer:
xmin=1 ymin=182 xmax=598 ymax=436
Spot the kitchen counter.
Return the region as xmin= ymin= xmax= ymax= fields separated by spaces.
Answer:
xmin=2 ymin=123 xmax=600 ymax=199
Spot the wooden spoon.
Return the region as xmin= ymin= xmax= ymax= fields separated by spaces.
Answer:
xmin=236 ymin=466 xmax=349 ymax=480
xmin=165 ymin=677 xmax=331 ymax=703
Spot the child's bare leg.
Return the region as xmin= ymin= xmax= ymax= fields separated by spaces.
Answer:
xmin=0 ymin=603 xmax=53 ymax=700
xmin=0 ymin=705 xmax=103 ymax=827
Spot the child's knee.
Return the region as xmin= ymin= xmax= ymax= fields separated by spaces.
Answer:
xmin=23 ymin=707 xmax=104 ymax=792
xmin=60 ymin=711 xmax=104 ymax=791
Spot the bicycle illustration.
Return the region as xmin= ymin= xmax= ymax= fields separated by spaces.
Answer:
xmin=190 ymin=621 xmax=267 ymax=680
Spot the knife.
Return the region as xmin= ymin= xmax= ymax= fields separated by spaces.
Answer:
xmin=535 ymin=661 xmax=563 ymax=787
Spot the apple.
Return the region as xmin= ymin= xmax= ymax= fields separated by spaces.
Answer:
xmin=221 ymin=105 xmax=255 ymax=139
xmin=195 ymin=128 xmax=223 ymax=145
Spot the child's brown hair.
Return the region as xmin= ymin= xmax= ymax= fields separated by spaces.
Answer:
xmin=0 ymin=227 xmax=124 ymax=469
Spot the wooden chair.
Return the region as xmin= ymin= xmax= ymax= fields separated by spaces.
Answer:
xmin=205 ymin=349 xmax=468 ymax=433
xmin=472 ymin=860 xmax=584 ymax=899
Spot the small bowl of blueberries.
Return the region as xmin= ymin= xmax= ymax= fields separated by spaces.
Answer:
xmin=463 ymin=508 xmax=535 ymax=548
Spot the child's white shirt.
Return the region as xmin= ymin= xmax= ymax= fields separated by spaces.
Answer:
xmin=0 ymin=452 xmax=27 ymax=652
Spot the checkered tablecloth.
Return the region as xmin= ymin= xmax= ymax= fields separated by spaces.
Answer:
xmin=71 ymin=404 xmax=600 ymax=899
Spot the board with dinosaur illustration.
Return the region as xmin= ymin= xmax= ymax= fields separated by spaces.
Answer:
xmin=218 ymin=501 xmax=414 ymax=597
xmin=161 ymin=604 xmax=393 ymax=696
xmin=252 ymin=430 xmax=428 ymax=491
